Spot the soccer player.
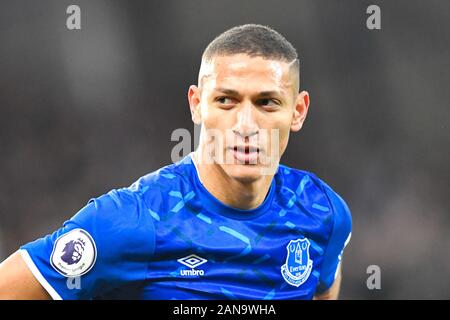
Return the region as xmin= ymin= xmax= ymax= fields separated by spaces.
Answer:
xmin=0 ymin=24 xmax=351 ymax=300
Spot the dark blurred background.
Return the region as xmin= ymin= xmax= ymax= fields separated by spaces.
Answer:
xmin=0 ymin=0 xmax=449 ymax=299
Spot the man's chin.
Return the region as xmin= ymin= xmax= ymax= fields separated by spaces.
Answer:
xmin=223 ymin=163 xmax=265 ymax=183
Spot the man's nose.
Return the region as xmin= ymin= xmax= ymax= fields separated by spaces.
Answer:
xmin=233 ymin=102 xmax=259 ymax=138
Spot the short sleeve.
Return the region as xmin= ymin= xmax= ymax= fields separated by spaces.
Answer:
xmin=19 ymin=189 xmax=155 ymax=300
xmin=315 ymin=183 xmax=352 ymax=293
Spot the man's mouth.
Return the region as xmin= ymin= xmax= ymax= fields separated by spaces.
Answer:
xmin=228 ymin=145 xmax=260 ymax=164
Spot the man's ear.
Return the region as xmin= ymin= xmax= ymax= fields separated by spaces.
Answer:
xmin=291 ymin=90 xmax=310 ymax=132
xmin=188 ymin=85 xmax=202 ymax=125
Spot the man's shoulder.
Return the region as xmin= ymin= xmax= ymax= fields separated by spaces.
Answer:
xmin=278 ymin=163 xmax=330 ymax=195
xmin=70 ymin=160 xmax=193 ymax=238
xmin=277 ymin=164 xmax=351 ymax=221
xmin=120 ymin=156 xmax=194 ymax=204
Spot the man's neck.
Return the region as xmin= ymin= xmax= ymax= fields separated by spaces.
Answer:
xmin=192 ymin=151 xmax=274 ymax=210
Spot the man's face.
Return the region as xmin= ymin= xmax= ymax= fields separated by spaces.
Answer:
xmin=189 ymin=54 xmax=309 ymax=183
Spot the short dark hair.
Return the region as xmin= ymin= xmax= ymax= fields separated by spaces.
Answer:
xmin=202 ymin=24 xmax=298 ymax=63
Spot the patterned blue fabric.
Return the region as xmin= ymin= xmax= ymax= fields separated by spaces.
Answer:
xmin=21 ymin=153 xmax=351 ymax=299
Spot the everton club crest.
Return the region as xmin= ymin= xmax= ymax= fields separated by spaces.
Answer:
xmin=281 ymin=238 xmax=313 ymax=287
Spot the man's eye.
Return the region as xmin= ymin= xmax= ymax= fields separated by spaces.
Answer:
xmin=216 ymin=97 xmax=235 ymax=104
xmin=258 ymin=98 xmax=280 ymax=108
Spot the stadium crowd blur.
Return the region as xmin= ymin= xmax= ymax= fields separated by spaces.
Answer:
xmin=0 ymin=1 xmax=448 ymax=299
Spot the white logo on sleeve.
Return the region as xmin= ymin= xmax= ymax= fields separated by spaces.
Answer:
xmin=50 ymin=228 xmax=97 ymax=277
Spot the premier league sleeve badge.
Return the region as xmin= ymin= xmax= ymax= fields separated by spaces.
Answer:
xmin=50 ymin=228 xmax=97 ymax=277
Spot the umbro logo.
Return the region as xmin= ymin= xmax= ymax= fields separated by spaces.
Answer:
xmin=177 ymin=254 xmax=207 ymax=276
xmin=177 ymin=254 xmax=207 ymax=268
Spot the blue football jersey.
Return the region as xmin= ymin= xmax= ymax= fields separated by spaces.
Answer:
xmin=20 ymin=153 xmax=352 ymax=300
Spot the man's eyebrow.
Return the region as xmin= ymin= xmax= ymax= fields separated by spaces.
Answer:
xmin=213 ymin=88 xmax=282 ymax=97
xmin=213 ymin=88 xmax=240 ymax=95
xmin=258 ymin=91 xmax=282 ymax=97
